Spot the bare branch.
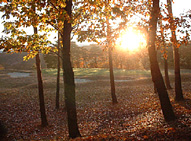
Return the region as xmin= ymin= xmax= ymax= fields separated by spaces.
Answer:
xmin=49 ymin=49 xmax=63 ymax=60
xmin=49 ymin=1 xmax=59 ymax=12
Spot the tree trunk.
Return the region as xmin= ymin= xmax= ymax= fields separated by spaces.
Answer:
xmin=120 ymin=59 xmax=123 ymax=69
xmin=61 ymin=0 xmax=81 ymax=138
xmin=106 ymin=4 xmax=118 ymax=104
xmin=164 ymin=58 xmax=172 ymax=89
xmin=154 ymin=83 xmax=157 ymax=93
xmin=35 ymin=53 xmax=48 ymax=127
xmin=158 ymin=19 xmax=172 ymax=89
xmin=94 ymin=57 xmax=98 ymax=68
xmin=33 ymin=5 xmax=48 ymax=127
xmin=167 ymin=0 xmax=184 ymax=101
xmin=148 ymin=0 xmax=176 ymax=121
xmin=108 ymin=47 xmax=118 ymax=104
xmin=174 ymin=48 xmax=183 ymax=101
xmin=56 ymin=32 xmax=61 ymax=109
xmin=83 ymin=58 xmax=87 ymax=68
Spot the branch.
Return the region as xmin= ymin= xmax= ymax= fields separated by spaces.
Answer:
xmin=49 ymin=48 xmax=63 ymax=60
xmin=72 ymin=3 xmax=88 ymax=20
xmin=71 ymin=23 xmax=79 ymax=40
xmin=45 ymin=20 xmax=58 ymax=30
xmin=49 ymin=1 xmax=59 ymax=12
xmin=46 ymin=20 xmax=63 ymax=37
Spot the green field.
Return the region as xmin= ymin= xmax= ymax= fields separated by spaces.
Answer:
xmin=42 ymin=68 xmax=152 ymax=77
xmin=42 ymin=68 xmax=191 ymax=77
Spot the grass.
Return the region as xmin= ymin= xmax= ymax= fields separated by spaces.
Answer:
xmin=42 ymin=68 xmax=152 ymax=77
xmin=42 ymin=68 xmax=191 ymax=78
xmin=162 ymin=69 xmax=191 ymax=75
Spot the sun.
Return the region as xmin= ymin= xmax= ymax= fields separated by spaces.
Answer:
xmin=117 ymin=27 xmax=147 ymax=52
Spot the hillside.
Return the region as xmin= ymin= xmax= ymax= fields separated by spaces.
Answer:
xmin=0 ymin=52 xmax=46 ymax=70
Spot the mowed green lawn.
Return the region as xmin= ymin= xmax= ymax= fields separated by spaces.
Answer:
xmin=42 ymin=68 xmax=191 ymax=77
xmin=42 ymin=68 xmax=151 ymax=77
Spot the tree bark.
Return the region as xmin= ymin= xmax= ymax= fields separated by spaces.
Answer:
xmin=167 ymin=0 xmax=184 ymax=101
xmin=108 ymin=47 xmax=118 ymax=104
xmin=33 ymin=5 xmax=48 ymax=127
xmin=154 ymin=83 xmax=157 ymax=93
xmin=35 ymin=53 xmax=48 ymax=127
xmin=164 ymin=57 xmax=172 ymax=89
xmin=158 ymin=19 xmax=172 ymax=89
xmin=106 ymin=2 xmax=118 ymax=104
xmin=56 ymin=32 xmax=61 ymax=109
xmin=61 ymin=0 xmax=81 ymax=138
xmin=148 ymin=0 xmax=176 ymax=121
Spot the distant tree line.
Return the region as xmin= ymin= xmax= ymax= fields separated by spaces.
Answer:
xmin=44 ymin=42 xmax=191 ymax=70
xmin=0 ymin=52 xmax=46 ymax=70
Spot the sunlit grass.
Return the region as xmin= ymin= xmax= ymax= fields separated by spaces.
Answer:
xmin=42 ymin=68 xmax=191 ymax=77
xmin=42 ymin=68 xmax=151 ymax=77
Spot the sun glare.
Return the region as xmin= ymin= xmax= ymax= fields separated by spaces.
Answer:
xmin=117 ymin=27 xmax=147 ymax=52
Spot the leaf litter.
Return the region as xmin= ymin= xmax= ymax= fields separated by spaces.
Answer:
xmin=0 ymin=70 xmax=191 ymax=140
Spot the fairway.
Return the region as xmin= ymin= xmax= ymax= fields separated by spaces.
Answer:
xmin=42 ymin=68 xmax=152 ymax=77
xmin=42 ymin=68 xmax=191 ymax=77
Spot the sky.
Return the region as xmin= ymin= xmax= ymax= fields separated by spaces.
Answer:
xmin=0 ymin=0 xmax=190 ymax=47
xmin=166 ymin=0 xmax=191 ymax=17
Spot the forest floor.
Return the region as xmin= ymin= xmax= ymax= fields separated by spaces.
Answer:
xmin=0 ymin=69 xmax=191 ymax=141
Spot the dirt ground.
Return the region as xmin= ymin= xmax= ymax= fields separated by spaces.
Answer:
xmin=0 ymin=69 xmax=191 ymax=140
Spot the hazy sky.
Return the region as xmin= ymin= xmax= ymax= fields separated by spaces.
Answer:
xmin=167 ymin=0 xmax=191 ymax=16
xmin=0 ymin=0 xmax=190 ymax=46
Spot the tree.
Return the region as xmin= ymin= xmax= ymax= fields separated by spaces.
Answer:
xmin=0 ymin=0 xmax=82 ymax=138
xmin=158 ymin=19 xmax=172 ymax=89
xmin=80 ymin=47 xmax=89 ymax=68
xmin=106 ymin=3 xmax=118 ymax=104
xmin=147 ymin=0 xmax=176 ymax=121
xmin=35 ymin=49 xmax=48 ymax=127
xmin=77 ymin=0 xmax=132 ymax=104
xmin=180 ymin=44 xmax=191 ymax=69
xmin=61 ymin=0 xmax=81 ymax=138
xmin=29 ymin=3 xmax=49 ymax=127
xmin=71 ymin=42 xmax=83 ymax=68
xmin=56 ymin=32 xmax=61 ymax=109
xmin=0 ymin=120 xmax=7 ymax=139
xmin=164 ymin=49 xmax=172 ymax=89
xmin=167 ymin=0 xmax=184 ymax=101
xmin=44 ymin=53 xmax=58 ymax=68
xmin=0 ymin=1 xmax=49 ymax=127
